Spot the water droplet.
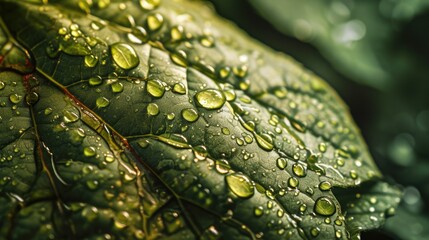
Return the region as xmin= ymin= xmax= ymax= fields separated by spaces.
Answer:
xmin=147 ymin=79 xmax=165 ymax=98
xmin=114 ymin=211 xmax=131 ymax=229
xmin=128 ymin=26 xmax=148 ymax=44
xmin=218 ymin=66 xmax=231 ymax=79
xmin=350 ymin=170 xmax=358 ymax=179
xmin=181 ymin=108 xmax=198 ymax=122
xmin=215 ymin=159 xmax=230 ymax=174
xmin=292 ymin=163 xmax=306 ymax=177
xmin=9 ymin=94 xmax=22 ymax=104
xmin=166 ymin=113 xmax=175 ymax=120
xmin=318 ymin=142 xmax=327 ymax=153
xmin=63 ymin=110 xmax=80 ymax=123
xmin=276 ymin=158 xmax=287 ymax=170
xmin=84 ymin=54 xmax=98 ymax=68
xmin=195 ymin=89 xmax=226 ymax=110
xmin=96 ymin=97 xmax=110 ymax=108
xmin=170 ymin=50 xmax=187 ymax=67
xmin=273 ymin=87 xmax=288 ymax=99
xmin=146 ymin=13 xmax=164 ymax=32
xmin=288 ymin=177 xmax=299 ymax=188
xmin=314 ymin=197 xmax=336 ymax=216
xmin=255 ymin=133 xmax=274 ymax=151
xmin=0 ymin=81 xmax=5 ymax=90
xmin=232 ymin=65 xmax=248 ymax=78
xmin=105 ymin=154 xmax=115 ymax=163
xmin=111 ymin=82 xmax=124 ymax=93
xmin=88 ymin=76 xmax=103 ymax=86
xmin=223 ymin=89 xmax=236 ymax=101
xmin=139 ymin=0 xmax=160 ymax=10
xmin=319 ymin=181 xmax=332 ymax=191
xmin=225 ymin=173 xmax=254 ymax=198
xmin=25 ymin=92 xmax=39 ymax=105
xmin=147 ymin=103 xmax=159 ymax=116
xmin=170 ymin=25 xmax=184 ymax=42
xmin=83 ymin=146 xmax=96 ymax=157
xmin=310 ymin=227 xmax=320 ymax=237
xmin=254 ymin=206 xmax=264 ymax=217
xmin=86 ymin=180 xmax=99 ymax=190
xmin=221 ymin=127 xmax=230 ymax=135
xmin=199 ymin=35 xmax=214 ymax=47
xmin=291 ymin=120 xmax=306 ymax=133
xmin=110 ymin=43 xmax=139 ymax=70
xmin=44 ymin=108 xmax=53 ymax=115
xmin=172 ymin=83 xmax=186 ymax=94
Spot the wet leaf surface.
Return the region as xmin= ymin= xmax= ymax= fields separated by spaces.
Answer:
xmin=0 ymin=0 xmax=400 ymax=239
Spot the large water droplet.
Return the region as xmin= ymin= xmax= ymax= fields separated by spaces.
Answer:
xmin=225 ymin=173 xmax=254 ymax=198
xmin=181 ymin=108 xmax=199 ymax=122
xmin=110 ymin=43 xmax=139 ymax=70
xmin=314 ymin=197 xmax=336 ymax=216
xmin=147 ymin=80 xmax=165 ymax=98
xmin=195 ymin=89 xmax=226 ymax=110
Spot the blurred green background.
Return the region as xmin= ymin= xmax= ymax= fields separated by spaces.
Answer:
xmin=208 ymin=0 xmax=429 ymax=239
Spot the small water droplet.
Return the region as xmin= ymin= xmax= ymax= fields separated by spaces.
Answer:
xmin=0 ymin=81 xmax=5 ymax=90
xmin=199 ymin=35 xmax=214 ymax=47
xmin=96 ymin=97 xmax=110 ymax=108
xmin=166 ymin=113 xmax=175 ymax=120
xmin=310 ymin=227 xmax=320 ymax=237
xmin=25 ymin=92 xmax=39 ymax=105
xmin=292 ymin=163 xmax=306 ymax=177
xmin=147 ymin=103 xmax=159 ymax=116
xmin=288 ymin=177 xmax=299 ymax=188
xmin=181 ymin=108 xmax=198 ymax=122
xmin=88 ymin=76 xmax=103 ymax=86
xmin=9 ymin=94 xmax=22 ymax=104
xmin=254 ymin=206 xmax=264 ymax=217
xmin=147 ymin=79 xmax=165 ymax=98
xmin=128 ymin=26 xmax=148 ymax=44
xmin=170 ymin=50 xmax=188 ymax=67
xmin=84 ymin=54 xmax=98 ymax=68
xmin=276 ymin=158 xmax=287 ymax=170
xmin=172 ymin=82 xmax=186 ymax=94
xmin=139 ymin=0 xmax=160 ymax=10
xmin=63 ymin=110 xmax=80 ymax=123
xmin=319 ymin=181 xmax=332 ymax=191
xmin=114 ymin=211 xmax=131 ymax=229
xmin=146 ymin=13 xmax=164 ymax=32
xmin=111 ymin=82 xmax=124 ymax=93
xmin=195 ymin=89 xmax=226 ymax=110
xmin=215 ymin=159 xmax=230 ymax=174
xmin=83 ymin=146 xmax=96 ymax=157
xmin=255 ymin=133 xmax=274 ymax=151
xmin=110 ymin=43 xmax=139 ymax=70
xmin=225 ymin=173 xmax=254 ymax=198
xmin=314 ymin=197 xmax=336 ymax=216
xmin=170 ymin=25 xmax=184 ymax=42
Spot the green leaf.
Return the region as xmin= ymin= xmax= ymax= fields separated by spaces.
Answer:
xmin=249 ymin=0 xmax=429 ymax=89
xmin=0 ymin=0 xmax=399 ymax=239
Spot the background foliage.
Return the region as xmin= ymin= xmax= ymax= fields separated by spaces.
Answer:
xmin=208 ymin=0 xmax=429 ymax=239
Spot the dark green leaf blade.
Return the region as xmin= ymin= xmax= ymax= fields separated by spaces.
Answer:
xmin=0 ymin=0 xmax=399 ymax=239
